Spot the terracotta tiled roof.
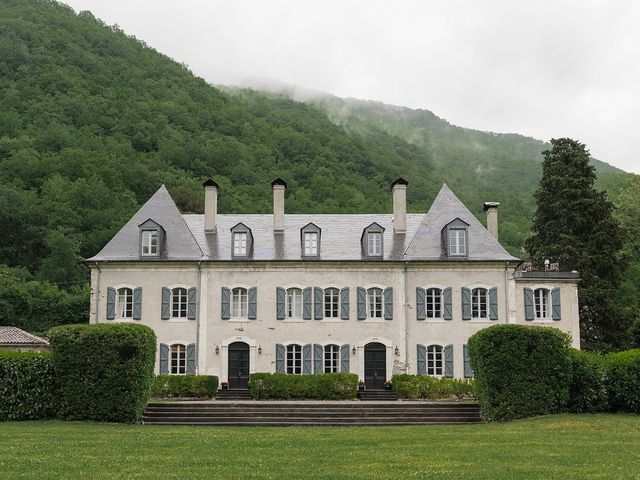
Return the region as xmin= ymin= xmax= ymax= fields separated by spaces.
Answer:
xmin=0 ymin=327 xmax=49 ymax=346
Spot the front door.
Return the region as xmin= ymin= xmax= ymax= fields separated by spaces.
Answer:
xmin=228 ymin=342 xmax=250 ymax=389
xmin=364 ymin=342 xmax=386 ymax=390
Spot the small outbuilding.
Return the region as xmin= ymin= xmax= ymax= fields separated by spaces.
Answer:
xmin=0 ymin=326 xmax=49 ymax=352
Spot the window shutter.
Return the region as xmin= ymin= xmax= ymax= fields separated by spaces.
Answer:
xmin=314 ymin=287 xmax=323 ymax=320
xmin=276 ymin=287 xmax=286 ymax=320
xmin=221 ymin=287 xmax=231 ymax=320
xmin=461 ymin=287 xmax=471 ymax=320
xmin=187 ymin=287 xmax=197 ymax=320
xmin=133 ymin=287 xmax=142 ymax=320
xmin=416 ymin=287 xmax=426 ymax=320
xmin=444 ymin=344 xmax=454 ymax=378
xmin=303 ymin=344 xmax=312 ymax=375
xmin=248 ymin=287 xmax=257 ymax=320
xmin=186 ymin=343 xmax=196 ymax=375
xmin=275 ymin=344 xmax=285 ymax=373
xmin=159 ymin=343 xmax=169 ymax=374
xmin=313 ymin=344 xmax=323 ymax=374
xmin=340 ymin=288 xmax=350 ymax=320
xmin=489 ymin=287 xmax=498 ymax=320
xmin=417 ymin=344 xmax=426 ymax=375
xmin=303 ymin=287 xmax=312 ymax=320
xmin=161 ymin=287 xmax=171 ymax=320
xmin=463 ymin=345 xmax=473 ymax=378
xmin=551 ymin=287 xmax=561 ymax=320
xmin=443 ymin=287 xmax=453 ymax=320
xmin=384 ymin=287 xmax=393 ymax=320
xmin=340 ymin=344 xmax=350 ymax=373
xmin=106 ymin=287 xmax=116 ymax=320
xmin=524 ymin=288 xmax=534 ymax=321
xmin=357 ymin=287 xmax=366 ymax=320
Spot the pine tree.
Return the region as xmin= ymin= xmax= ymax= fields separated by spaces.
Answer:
xmin=526 ymin=138 xmax=628 ymax=351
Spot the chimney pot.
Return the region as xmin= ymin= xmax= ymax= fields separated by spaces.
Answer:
xmin=483 ymin=201 xmax=500 ymax=240
xmin=272 ymin=178 xmax=286 ymax=232
xmin=204 ymin=178 xmax=218 ymax=232
xmin=391 ymin=178 xmax=408 ymax=233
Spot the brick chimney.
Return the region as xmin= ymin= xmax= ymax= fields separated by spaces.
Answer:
xmin=272 ymin=178 xmax=287 ymax=233
xmin=203 ymin=178 xmax=219 ymax=232
xmin=391 ymin=178 xmax=408 ymax=234
xmin=483 ymin=202 xmax=500 ymax=240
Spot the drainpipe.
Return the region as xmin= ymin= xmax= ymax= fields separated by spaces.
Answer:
xmin=94 ymin=262 xmax=101 ymax=324
xmin=403 ymin=261 xmax=409 ymax=373
xmin=196 ymin=261 xmax=202 ymax=375
xmin=504 ymin=262 xmax=510 ymax=324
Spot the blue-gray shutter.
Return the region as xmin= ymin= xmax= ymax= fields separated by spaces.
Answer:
xmin=106 ymin=287 xmax=116 ymax=320
xmin=276 ymin=287 xmax=286 ymax=320
xmin=161 ymin=287 xmax=171 ymax=320
xmin=461 ymin=287 xmax=471 ymax=320
xmin=186 ymin=343 xmax=196 ymax=375
xmin=384 ymin=287 xmax=393 ymax=320
xmin=357 ymin=287 xmax=366 ymax=320
xmin=463 ymin=344 xmax=473 ymax=378
xmin=524 ymin=288 xmax=534 ymax=321
xmin=444 ymin=344 xmax=454 ymax=378
xmin=313 ymin=344 xmax=323 ymax=374
xmin=275 ymin=344 xmax=285 ymax=373
xmin=340 ymin=344 xmax=350 ymax=373
xmin=551 ymin=287 xmax=561 ymax=320
xmin=248 ymin=287 xmax=257 ymax=320
xmin=303 ymin=287 xmax=312 ymax=320
xmin=417 ymin=344 xmax=426 ymax=375
xmin=416 ymin=287 xmax=426 ymax=320
xmin=187 ymin=287 xmax=197 ymax=320
xmin=314 ymin=287 xmax=323 ymax=320
xmin=443 ymin=287 xmax=453 ymax=320
xmin=489 ymin=287 xmax=498 ymax=320
xmin=340 ymin=287 xmax=350 ymax=320
xmin=303 ymin=344 xmax=312 ymax=374
xmin=133 ymin=287 xmax=142 ymax=320
xmin=159 ymin=343 xmax=169 ymax=374
xmin=221 ymin=287 xmax=231 ymax=320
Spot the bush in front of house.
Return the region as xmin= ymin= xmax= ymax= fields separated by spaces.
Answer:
xmin=602 ymin=349 xmax=640 ymax=414
xmin=468 ymin=324 xmax=572 ymax=422
xmin=0 ymin=350 xmax=57 ymax=421
xmin=49 ymin=323 xmax=156 ymax=423
xmin=568 ymin=349 xmax=608 ymax=413
xmin=249 ymin=372 xmax=358 ymax=400
xmin=151 ymin=375 xmax=218 ymax=398
xmin=392 ymin=374 xmax=475 ymax=400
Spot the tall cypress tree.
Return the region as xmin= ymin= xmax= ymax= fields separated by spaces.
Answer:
xmin=526 ymin=138 xmax=627 ymax=351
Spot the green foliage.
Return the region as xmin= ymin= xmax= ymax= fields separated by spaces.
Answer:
xmin=602 ymin=349 xmax=640 ymax=413
xmin=0 ymin=350 xmax=57 ymax=421
xmin=249 ymin=373 xmax=358 ymax=400
xmin=468 ymin=324 xmax=572 ymax=422
xmin=391 ymin=374 xmax=474 ymax=400
xmin=568 ymin=349 xmax=607 ymax=413
xmin=48 ymin=323 xmax=156 ymax=422
xmin=151 ymin=375 xmax=218 ymax=398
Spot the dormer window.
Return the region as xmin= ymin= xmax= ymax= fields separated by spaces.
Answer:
xmin=448 ymin=229 xmax=466 ymax=256
xmin=138 ymin=219 xmax=164 ymax=258
xmin=300 ymin=223 xmax=321 ymax=258
xmin=230 ymin=223 xmax=253 ymax=259
xmin=362 ymin=223 xmax=384 ymax=259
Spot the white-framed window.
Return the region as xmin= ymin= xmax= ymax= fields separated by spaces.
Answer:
xmin=232 ymin=287 xmax=248 ymax=318
xmin=171 ymin=287 xmax=187 ymax=318
xmin=286 ymin=288 xmax=303 ymax=318
xmin=117 ymin=287 xmax=133 ymax=318
xmin=472 ymin=288 xmax=488 ymax=319
xmin=324 ymin=344 xmax=339 ymax=373
xmin=304 ymin=232 xmax=318 ymax=256
xmin=534 ymin=288 xmax=550 ymax=319
xmin=367 ymin=232 xmax=382 ymax=256
xmin=367 ymin=287 xmax=383 ymax=318
xmin=427 ymin=344 xmax=444 ymax=376
xmin=170 ymin=344 xmax=186 ymax=375
xmin=448 ymin=229 xmax=466 ymax=256
xmin=324 ymin=288 xmax=339 ymax=318
xmin=286 ymin=344 xmax=302 ymax=374
xmin=426 ymin=288 xmax=442 ymax=318
xmin=233 ymin=232 xmax=247 ymax=256
xmin=141 ymin=230 xmax=159 ymax=256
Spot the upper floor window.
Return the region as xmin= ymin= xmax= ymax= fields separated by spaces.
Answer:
xmin=141 ymin=230 xmax=159 ymax=256
xmin=324 ymin=288 xmax=340 ymax=318
xmin=534 ymin=288 xmax=549 ymax=319
xmin=233 ymin=232 xmax=247 ymax=256
xmin=426 ymin=288 xmax=442 ymax=318
xmin=448 ymin=229 xmax=466 ymax=256
xmin=304 ymin=232 xmax=318 ymax=256
xmin=172 ymin=287 xmax=187 ymax=318
xmin=427 ymin=344 xmax=443 ymax=376
xmin=472 ymin=288 xmax=488 ymax=319
xmin=287 ymin=288 xmax=303 ymax=318
xmin=286 ymin=344 xmax=302 ymax=374
xmin=170 ymin=344 xmax=186 ymax=375
xmin=368 ymin=232 xmax=382 ymax=256
xmin=117 ymin=287 xmax=133 ymax=318
xmin=324 ymin=344 xmax=339 ymax=373
xmin=367 ymin=287 xmax=383 ymax=318
xmin=232 ymin=287 xmax=248 ymax=318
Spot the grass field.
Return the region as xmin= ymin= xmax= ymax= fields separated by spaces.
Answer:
xmin=1 ymin=414 xmax=639 ymax=479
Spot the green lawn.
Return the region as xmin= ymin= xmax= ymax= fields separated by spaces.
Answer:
xmin=1 ymin=415 xmax=639 ymax=479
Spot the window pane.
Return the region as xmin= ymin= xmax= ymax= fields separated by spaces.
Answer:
xmin=232 ymin=288 xmax=248 ymax=317
xmin=172 ymin=288 xmax=187 ymax=318
xmin=170 ymin=344 xmax=186 ymax=375
xmin=368 ymin=232 xmax=381 ymax=256
xmin=304 ymin=232 xmax=318 ymax=256
xmin=324 ymin=288 xmax=339 ymax=318
xmin=287 ymin=288 xmax=302 ymax=318
xmin=287 ymin=344 xmax=302 ymax=374
xmin=534 ymin=288 xmax=548 ymax=319
xmin=367 ymin=288 xmax=382 ymax=318
xmin=427 ymin=345 xmax=443 ymax=376
xmin=324 ymin=344 xmax=339 ymax=373
xmin=449 ymin=229 xmax=466 ymax=255
xmin=234 ymin=232 xmax=247 ymax=256
xmin=472 ymin=288 xmax=487 ymax=318
xmin=426 ymin=288 xmax=442 ymax=318
xmin=117 ymin=288 xmax=133 ymax=318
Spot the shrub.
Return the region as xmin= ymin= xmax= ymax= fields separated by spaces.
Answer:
xmin=392 ymin=374 xmax=474 ymax=400
xmin=249 ymin=373 xmax=358 ymax=400
xmin=0 ymin=350 xmax=57 ymax=421
xmin=468 ymin=324 xmax=572 ymax=422
xmin=151 ymin=375 xmax=218 ymax=398
xmin=603 ymin=349 xmax=640 ymax=413
xmin=49 ymin=323 xmax=156 ymax=423
xmin=568 ymin=349 xmax=607 ymax=413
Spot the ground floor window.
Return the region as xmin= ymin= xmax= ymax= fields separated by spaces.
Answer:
xmin=170 ymin=344 xmax=186 ymax=375
xmin=427 ymin=344 xmax=443 ymax=376
xmin=324 ymin=344 xmax=339 ymax=373
xmin=286 ymin=344 xmax=302 ymax=374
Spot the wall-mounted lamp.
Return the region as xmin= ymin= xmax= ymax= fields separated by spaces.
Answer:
xmin=352 ymin=346 xmax=356 ymax=355
xmin=215 ymin=345 xmax=219 ymax=355
xmin=394 ymin=346 xmax=399 ymax=356
xmin=258 ymin=345 xmax=262 ymax=354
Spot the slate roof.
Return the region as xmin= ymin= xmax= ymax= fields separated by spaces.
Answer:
xmin=0 ymin=327 xmax=49 ymax=347
xmin=88 ymin=184 xmax=518 ymax=263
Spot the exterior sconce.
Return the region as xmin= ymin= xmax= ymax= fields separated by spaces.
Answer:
xmin=352 ymin=346 xmax=356 ymax=355
xmin=258 ymin=345 xmax=262 ymax=354
xmin=394 ymin=346 xmax=399 ymax=356
xmin=215 ymin=345 xmax=219 ymax=355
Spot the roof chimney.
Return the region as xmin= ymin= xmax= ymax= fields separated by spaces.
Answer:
xmin=391 ymin=178 xmax=408 ymax=233
xmin=483 ymin=202 xmax=500 ymax=240
xmin=272 ymin=178 xmax=287 ymax=233
xmin=203 ymin=178 xmax=219 ymax=232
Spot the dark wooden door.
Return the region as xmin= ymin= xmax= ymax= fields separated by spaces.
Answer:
xmin=228 ymin=342 xmax=250 ymax=389
xmin=364 ymin=342 xmax=386 ymax=390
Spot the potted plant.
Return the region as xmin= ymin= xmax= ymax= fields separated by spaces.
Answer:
xmin=358 ymin=380 xmax=365 ymax=391
xmin=221 ymin=381 xmax=229 ymax=390
xmin=384 ymin=380 xmax=392 ymax=390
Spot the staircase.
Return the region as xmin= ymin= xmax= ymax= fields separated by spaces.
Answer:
xmin=357 ymin=389 xmax=398 ymax=401
xmin=142 ymin=401 xmax=482 ymax=426
xmin=216 ymin=389 xmax=252 ymax=401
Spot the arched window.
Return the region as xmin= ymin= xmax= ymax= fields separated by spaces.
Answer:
xmin=232 ymin=287 xmax=248 ymax=318
xmin=286 ymin=344 xmax=302 ymax=374
xmin=171 ymin=288 xmax=187 ymax=318
xmin=286 ymin=288 xmax=303 ymax=318
xmin=471 ymin=288 xmax=488 ymax=319
xmin=170 ymin=344 xmax=186 ymax=375
xmin=427 ymin=345 xmax=443 ymax=376
xmin=534 ymin=288 xmax=550 ymax=319
xmin=367 ymin=288 xmax=383 ymax=318
xmin=324 ymin=344 xmax=339 ymax=373
xmin=117 ymin=287 xmax=133 ymax=318
xmin=324 ymin=288 xmax=339 ymax=318
xmin=426 ymin=288 xmax=442 ymax=318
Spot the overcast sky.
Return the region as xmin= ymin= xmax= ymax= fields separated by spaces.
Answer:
xmin=64 ymin=0 xmax=639 ymax=173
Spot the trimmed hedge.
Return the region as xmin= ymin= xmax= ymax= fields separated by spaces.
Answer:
xmin=151 ymin=375 xmax=218 ymax=398
xmin=468 ymin=324 xmax=572 ymax=422
xmin=0 ymin=350 xmax=57 ymax=420
xmin=392 ymin=374 xmax=474 ymax=400
xmin=249 ymin=373 xmax=358 ymax=400
xmin=568 ymin=349 xmax=607 ymax=413
xmin=49 ymin=323 xmax=156 ymax=423
xmin=603 ymin=349 xmax=640 ymax=413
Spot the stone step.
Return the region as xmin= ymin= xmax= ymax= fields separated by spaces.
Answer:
xmin=143 ymin=419 xmax=482 ymax=426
